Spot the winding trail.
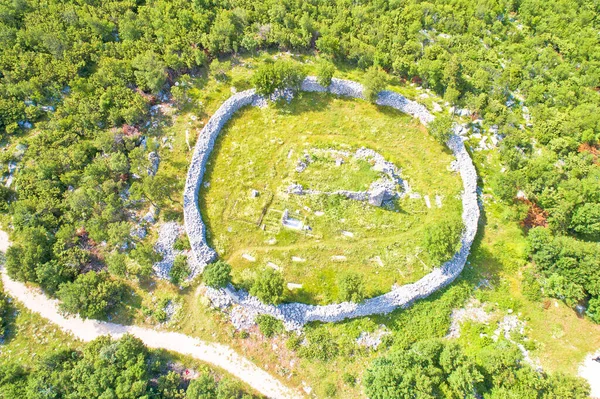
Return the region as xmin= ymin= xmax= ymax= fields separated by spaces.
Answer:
xmin=0 ymin=234 xmax=302 ymax=399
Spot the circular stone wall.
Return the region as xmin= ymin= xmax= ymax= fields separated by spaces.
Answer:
xmin=183 ymin=77 xmax=479 ymax=329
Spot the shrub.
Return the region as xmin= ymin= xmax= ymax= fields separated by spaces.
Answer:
xmin=255 ymin=314 xmax=284 ymax=338
xmin=250 ymin=268 xmax=285 ymax=304
xmin=342 ymin=372 xmax=356 ymax=386
xmin=521 ymin=269 xmax=542 ymax=302
xmin=299 ymin=328 xmax=339 ymax=361
xmin=428 ymin=114 xmax=454 ymax=144
xmin=203 ymin=260 xmax=232 ymax=288
xmin=286 ymin=334 xmax=303 ymax=351
xmin=316 ymin=60 xmax=335 ymax=87
xmin=338 ymin=273 xmax=365 ymax=303
xmin=209 ymin=59 xmax=231 ymax=82
xmin=0 ymin=290 xmax=8 ymax=339
xmin=173 ymin=234 xmax=191 ymax=251
xmin=363 ymin=66 xmax=388 ymax=103
xmin=324 ymin=382 xmax=337 ymax=397
xmin=544 ymin=274 xmax=585 ymax=307
xmin=57 ymin=271 xmax=127 ymax=319
xmin=586 ymin=297 xmax=600 ymax=323
xmin=252 ymin=61 xmax=306 ymax=96
xmin=422 ymin=217 xmax=463 ymax=265
xmin=169 ymin=255 xmax=189 ymax=286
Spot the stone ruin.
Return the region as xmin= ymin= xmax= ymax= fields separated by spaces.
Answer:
xmin=287 ymin=147 xmax=409 ymax=208
xmin=182 ymin=76 xmax=480 ymax=330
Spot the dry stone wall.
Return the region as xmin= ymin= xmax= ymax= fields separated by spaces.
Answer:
xmin=184 ymin=77 xmax=479 ymax=329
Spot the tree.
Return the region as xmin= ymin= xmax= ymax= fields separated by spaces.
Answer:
xmin=255 ymin=314 xmax=284 ymax=338
xmin=252 ymin=61 xmax=306 ymax=96
xmin=186 ymin=374 xmax=217 ymax=399
xmin=363 ymin=66 xmax=388 ymax=103
xmin=422 ymin=217 xmax=463 ymax=265
xmin=5 ymin=226 xmax=53 ymax=283
xmin=316 ymin=60 xmax=335 ymax=87
xmin=57 ymin=271 xmax=127 ymax=319
xmin=544 ymin=274 xmax=586 ymax=307
xmin=169 ymin=255 xmax=189 ymax=286
xmin=203 ymin=260 xmax=232 ymax=288
xmin=338 ymin=273 xmax=365 ymax=303
xmin=250 ymin=267 xmax=285 ymax=304
xmin=132 ymin=51 xmax=167 ymax=94
xmin=429 ymin=114 xmax=454 ymax=144
xmin=586 ymin=297 xmax=600 ymax=323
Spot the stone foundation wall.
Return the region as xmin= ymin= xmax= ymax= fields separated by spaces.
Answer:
xmin=184 ymin=77 xmax=479 ymax=329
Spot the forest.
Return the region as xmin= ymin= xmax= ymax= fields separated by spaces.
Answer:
xmin=0 ymin=0 xmax=599 ymax=397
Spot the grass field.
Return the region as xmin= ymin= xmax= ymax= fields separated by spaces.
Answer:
xmin=200 ymin=91 xmax=463 ymax=304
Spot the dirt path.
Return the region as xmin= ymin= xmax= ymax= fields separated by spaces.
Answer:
xmin=579 ymin=350 xmax=600 ymax=398
xmin=0 ymin=233 xmax=301 ymax=399
xmin=0 ymin=230 xmax=9 ymax=253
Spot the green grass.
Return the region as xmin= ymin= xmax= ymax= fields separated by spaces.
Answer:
xmin=199 ymin=92 xmax=463 ymax=304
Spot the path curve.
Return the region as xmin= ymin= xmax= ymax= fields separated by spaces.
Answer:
xmin=0 ymin=263 xmax=302 ymax=399
xmin=183 ymin=77 xmax=480 ymax=329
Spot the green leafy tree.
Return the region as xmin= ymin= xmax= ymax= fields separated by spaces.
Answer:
xmin=203 ymin=260 xmax=232 ymax=288
xmin=255 ymin=314 xmax=284 ymax=338
xmin=169 ymin=255 xmax=190 ymax=286
xmin=133 ymin=51 xmax=167 ymax=94
xmin=57 ymin=271 xmax=127 ymax=319
xmin=250 ymin=267 xmax=285 ymax=304
xmin=422 ymin=217 xmax=463 ymax=265
xmin=429 ymin=114 xmax=454 ymax=144
xmin=252 ymin=61 xmax=306 ymax=96
xmin=0 ymin=290 xmax=9 ymax=339
xmin=338 ymin=273 xmax=365 ymax=303
xmin=363 ymin=66 xmax=388 ymax=103
xmin=316 ymin=60 xmax=335 ymax=87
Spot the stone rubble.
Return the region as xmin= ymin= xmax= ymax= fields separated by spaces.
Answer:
xmin=184 ymin=77 xmax=480 ymax=329
xmin=356 ymin=327 xmax=391 ymax=349
xmin=446 ymin=299 xmax=491 ymax=339
xmin=153 ymin=222 xmax=187 ymax=279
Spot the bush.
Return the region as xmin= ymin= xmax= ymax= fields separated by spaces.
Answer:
xmin=544 ymin=274 xmax=585 ymax=307
xmin=316 ymin=60 xmax=335 ymax=87
xmin=342 ymin=372 xmax=356 ymax=386
xmin=169 ymin=255 xmax=189 ymax=286
xmin=521 ymin=269 xmax=542 ymax=301
xmin=252 ymin=61 xmax=306 ymax=96
xmin=57 ymin=271 xmax=127 ymax=319
xmin=0 ymin=290 xmax=8 ymax=339
xmin=363 ymin=66 xmax=388 ymax=103
xmin=324 ymin=382 xmax=337 ymax=397
xmin=203 ymin=260 xmax=232 ymax=288
xmin=299 ymin=328 xmax=339 ymax=361
xmin=250 ymin=267 xmax=285 ymax=304
xmin=428 ymin=114 xmax=454 ymax=144
xmin=338 ymin=273 xmax=365 ymax=303
xmin=255 ymin=314 xmax=284 ymax=338
xmin=173 ymin=234 xmax=191 ymax=251
xmin=209 ymin=59 xmax=231 ymax=82
xmin=422 ymin=217 xmax=463 ymax=265
xmin=586 ymin=297 xmax=600 ymax=323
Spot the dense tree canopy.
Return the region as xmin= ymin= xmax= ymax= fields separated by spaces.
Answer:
xmin=364 ymin=340 xmax=589 ymax=399
xmin=0 ymin=334 xmax=258 ymax=399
